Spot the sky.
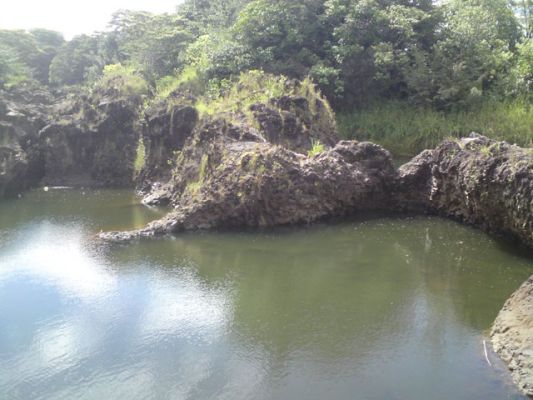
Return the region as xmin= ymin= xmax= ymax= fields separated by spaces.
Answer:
xmin=0 ymin=0 xmax=180 ymax=39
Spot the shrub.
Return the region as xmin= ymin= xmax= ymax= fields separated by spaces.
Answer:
xmin=308 ymin=140 xmax=325 ymax=157
xmin=95 ymin=64 xmax=149 ymax=97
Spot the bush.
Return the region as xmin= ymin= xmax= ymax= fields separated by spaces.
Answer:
xmin=95 ymin=64 xmax=149 ymax=97
xmin=308 ymin=140 xmax=325 ymax=157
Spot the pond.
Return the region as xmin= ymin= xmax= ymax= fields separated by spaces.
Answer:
xmin=0 ymin=189 xmax=531 ymax=400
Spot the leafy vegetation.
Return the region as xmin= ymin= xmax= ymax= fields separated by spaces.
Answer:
xmin=337 ymin=99 xmax=533 ymax=156
xmin=308 ymin=140 xmax=326 ymax=157
xmin=3 ymin=0 xmax=533 ymax=154
xmin=95 ymin=64 xmax=150 ymax=97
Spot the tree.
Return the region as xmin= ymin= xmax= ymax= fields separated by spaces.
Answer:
xmin=0 ymin=44 xmax=29 ymax=88
xmin=28 ymin=29 xmax=65 ymax=84
xmin=429 ymin=0 xmax=520 ymax=108
xmin=0 ymin=28 xmax=64 ymax=85
xmin=177 ymin=0 xmax=252 ymax=34
xmin=233 ymin=0 xmax=327 ymax=77
xmin=48 ymin=35 xmax=101 ymax=86
xmin=324 ymin=0 xmax=437 ymax=104
xmin=110 ymin=10 xmax=194 ymax=81
xmin=511 ymin=0 xmax=533 ymax=37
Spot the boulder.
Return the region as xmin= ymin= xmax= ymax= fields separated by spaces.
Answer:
xmin=491 ymin=276 xmax=533 ymax=397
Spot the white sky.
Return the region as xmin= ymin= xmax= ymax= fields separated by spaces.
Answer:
xmin=0 ymin=0 xmax=180 ymax=39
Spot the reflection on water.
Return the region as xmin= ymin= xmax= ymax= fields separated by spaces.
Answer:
xmin=0 ymin=189 xmax=531 ymax=400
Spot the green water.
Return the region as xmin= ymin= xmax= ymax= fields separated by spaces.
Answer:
xmin=0 ymin=189 xmax=531 ymax=400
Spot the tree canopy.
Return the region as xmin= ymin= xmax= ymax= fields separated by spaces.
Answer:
xmin=2 ymin=0 xmax=532 ymax=110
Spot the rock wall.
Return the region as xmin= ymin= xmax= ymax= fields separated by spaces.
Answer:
xmin=491 ymin=276 xmax=533 ymax=397
xmin=0 ymin=86 xmax=142 ymax=195
xmin=396 ymin=134 xmax=533 ymax=247
xmin=137 ymin=101 xmax=198 ymax=189
xmin=0 ymin=87 xmax=51 ymax=197
xmin=40 ymin=96 xmax=140 ymax=187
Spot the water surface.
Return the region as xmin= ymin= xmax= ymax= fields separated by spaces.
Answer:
xmin=0 ymin=189 xmax=531 ymax=400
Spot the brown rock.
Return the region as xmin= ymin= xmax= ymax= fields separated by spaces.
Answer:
xmin=491 ymin=276 xmax=533 ymax=397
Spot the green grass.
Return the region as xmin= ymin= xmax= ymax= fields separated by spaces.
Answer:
xmin=97 ymin=64 xmax=149 ymax=97
xmin=195 ymin=70 xmax=288 ymax=118
xmin=337 ymin=99 xmax=533 ymax=156
xmin=155 ymin=65 xmax=205 ymax=99
xmin=308 ymin=140 xmax=325 ymax=157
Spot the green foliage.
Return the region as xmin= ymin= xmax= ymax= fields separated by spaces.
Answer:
xmin=49 ymin=35 xmax=101 ymax=86
xmin=337 ymin=99 xmax=533 ymax=156
xmin=110 ymin=10 xmax=194 ymax=81
xmin=324 ymin=0 xmax=437 ymax=104
xmin=507 ymin=38 xmax=533 ymax=96
xmin=28 ymin=29 xmax=65 ymax=83
xmin=156 ymin=66 xmax=205 ymax=99
xmin=0 ymin=28 xmax=64 ymax=85
xmin=95 ymin=64 xmax=149 ymax=97
xmin=0 ymin=44 xmax=29 ymax=87
xmin=428 ymin=0 xmax=519 ymax=109
xmin=2 ymin=0 xmax=533 ymax=154
xmin=233 ymin=0 xmax=324 ymax=77
xmin=178 ymin=0 xmax=252 ymax=33
xmin=308 ymin=140 xmax=326 ymax=157
xmin=512 ymin=0 xmax=533 ymax=37
xmin=195 ymin=70 xmax=288 ymax=117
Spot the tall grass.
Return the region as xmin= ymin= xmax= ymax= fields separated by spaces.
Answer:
xmin=337 ymin=99 xmax=533 ymax=156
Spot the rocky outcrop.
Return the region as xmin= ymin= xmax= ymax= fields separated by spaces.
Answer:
xmin=491 ymin=276 xmax=533 ymax=397
xmin=136 ymin=86 xmax=338 ymax=203
xmin=396 ymin=134 xmax=533 ymax=247
xmin=40 ymin=94 xmax=141 ymax=187
xmin=136 ymin=101 xmax=198 ymax=188
xmin=97 ymin=71 xmax=394 ymax=242
xmin=0 ymin=85 xmax=142 ymax=195
xmin=100 ymin=136 xmax=395 ymax=241
xmin=249 ymin=94 xmax=338 ymax=153
xmin=101 ymin=86 xmax=394 ymax=241
xmin=0 ymin=86 xmax=52 ymax=197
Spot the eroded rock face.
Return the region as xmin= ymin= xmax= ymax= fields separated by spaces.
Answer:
xmin=0 ymin=85 xmax=142 ymax=195
xmin=0 ymin=86 xmax=52 ymax=197
xmin=100 ymin=137 xmax=395 ymax=241
xmin=137 ymin=92 xmax=338 ymax=202
xmin=137 ymin=101 xmax=198 ymax=187
xmin=491 ymin=276 xmax=533 ymax=397
xmin=396 ymin=134 xmax=533 ymax=247
xmin=250 ymin=95 xmax=338 ymax=153
xmin=39 ymin=90 xmax=141 ymax=187
xmin=101 ymin=95 xmax=393 ymax=241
